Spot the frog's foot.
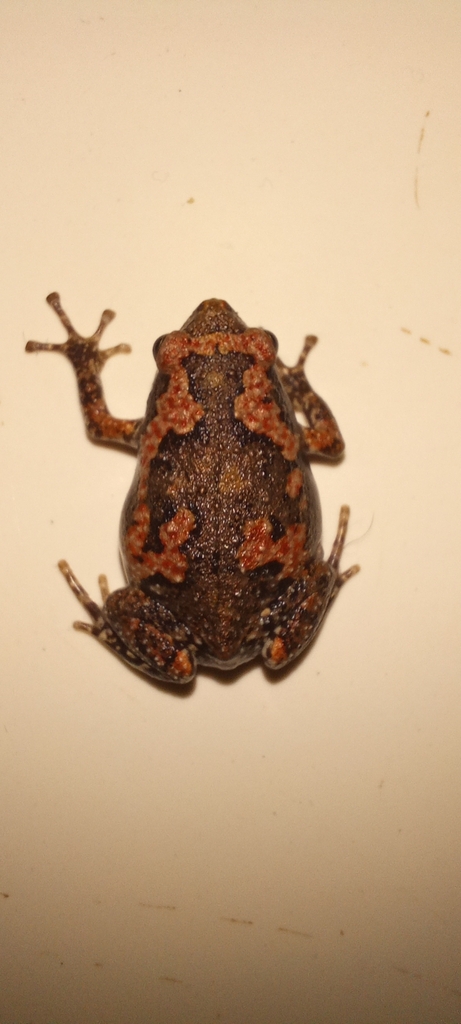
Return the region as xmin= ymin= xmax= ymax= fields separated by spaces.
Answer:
xmin=58 ymin=560 xmax=196 ymax=685
xmin=327 ymin=504 xmax=360 ymax=591
xmin=262 ymin=505 xmax=359 ymax=670
xmin=26 ymin=292 xmax=128 ymax=369
xmin=26 ymin=294 xmax=141 ymax=449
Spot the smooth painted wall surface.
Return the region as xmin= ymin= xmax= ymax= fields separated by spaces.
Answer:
xmin=1 ymin=2 xmax=461 ymax=1022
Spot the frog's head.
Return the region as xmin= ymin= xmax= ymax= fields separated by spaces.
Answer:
xmin=180 ymin=299 xmax=247 ymax=337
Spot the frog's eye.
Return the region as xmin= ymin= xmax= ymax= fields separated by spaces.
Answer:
xmin=265 ymin=331 xmax=278 ymax=352
xmin=153 ymin=335 xmax=166 ymax=358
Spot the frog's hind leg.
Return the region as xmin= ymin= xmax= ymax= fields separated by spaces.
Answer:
xmin=262 ymin=505 xmax=359 ymax=670
xmin=58 ymin=560 xmax=196 ymax=685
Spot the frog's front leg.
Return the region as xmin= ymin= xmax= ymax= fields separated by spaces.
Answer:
xmin=276 ymin=335 xmax=345 ymax=460
xmin=263 ymin=506 xmax=359 ymax=669
xmin=26 ymin=293 xmax=142 ymax=451
xmin=58 ymin=561 xmax=196 ymax=685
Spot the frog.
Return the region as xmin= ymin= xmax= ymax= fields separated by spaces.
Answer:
xmin=26 ymin=293 xmax=359 ymax=685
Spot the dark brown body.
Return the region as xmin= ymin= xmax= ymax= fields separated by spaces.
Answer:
xmin=122 ymin=348 xmax=321 ymax=667
xmin=26 ymin=295 xmax=359 ymax=685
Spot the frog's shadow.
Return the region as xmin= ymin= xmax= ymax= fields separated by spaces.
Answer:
xmin=201 ymin=639 xmax=320 ymax=688
xmin=136 ymin=632 xmax=322 ymax=698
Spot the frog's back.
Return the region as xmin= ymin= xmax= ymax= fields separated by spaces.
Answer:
xmin=120 ymin=309 xmax=320 ymax=665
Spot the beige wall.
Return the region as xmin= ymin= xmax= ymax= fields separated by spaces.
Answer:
xmin=2 ymin=2 xmax=461 ymax=1021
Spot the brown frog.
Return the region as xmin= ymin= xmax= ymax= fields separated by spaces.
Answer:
xmin=26 ymin=294 xmax=359 ymax=685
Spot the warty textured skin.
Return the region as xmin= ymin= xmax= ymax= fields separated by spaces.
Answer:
xmin=26 ymin=295 xmax=359 ymax=685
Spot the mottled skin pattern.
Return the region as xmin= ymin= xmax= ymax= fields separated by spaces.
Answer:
xmin=26 ymin=294 xmax=359 ymax=685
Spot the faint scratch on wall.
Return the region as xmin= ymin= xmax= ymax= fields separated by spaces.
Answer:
xmin=414 ymin=110 xmax=430 ymax=208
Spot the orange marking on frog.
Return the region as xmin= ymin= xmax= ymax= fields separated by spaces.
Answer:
xmin=172 ymin=649 xmax=193 ymax=677
xmin=237 ymin=517 xmax=307 ymax=579
xmin=235 ymin=364 xmax=299 ymax=460
xmin=126 ymin=506 xmax=195 ymax=583
xmin=267 ymin=636 xmax=287 ymax=664
xmin=286 ymin=468 xmax=303 ymax=498
xmin=218 ymin=328 xmax=275 ymax=364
